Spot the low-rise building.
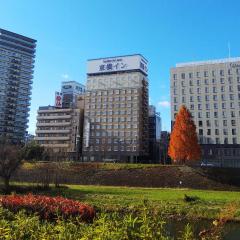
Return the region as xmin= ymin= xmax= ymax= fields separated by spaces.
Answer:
xmin=35 ymin=96 xmax=84 ymax=159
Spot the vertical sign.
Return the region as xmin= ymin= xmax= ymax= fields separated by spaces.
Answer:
xmin=84 ymin=118 xmax=90 ymax=147
xmin=55 ymin=91 xmax=62 ymax=108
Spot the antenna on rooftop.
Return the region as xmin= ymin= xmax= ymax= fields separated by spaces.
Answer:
xmin=228 ymin=42 xmax=231 ymax=59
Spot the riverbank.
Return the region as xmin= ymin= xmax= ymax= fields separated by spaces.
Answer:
xmin=4 ymin=183 xmax=240 ymax=221
xmin=13 ymin=162 xmax=240 ymax=190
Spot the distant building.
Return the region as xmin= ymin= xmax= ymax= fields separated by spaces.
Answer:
xmin=159 ymin=131 xmax=171 ymax=164
xmin=171 ymin=57 xmax=240 ymax=166
xmin=83 ymin=54 xmax=149 ymax=162
xmin=35 ymin=96 xmax=85 ymax=160
xmin=61 ymin=81 xmax=85 ymax=108
xmin=0 ymin=28 xmax=36 ymax=142
xmin=171 ymin=57 xmax=240 ymax=145
xmin=148 ymin=105 xmax=161 ymax=163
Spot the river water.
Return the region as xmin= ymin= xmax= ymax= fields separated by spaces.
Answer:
xmin=166 ymin=219 xmax=240 ymax=239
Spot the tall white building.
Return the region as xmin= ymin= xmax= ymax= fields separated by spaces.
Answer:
xmin=83 ymin=54 xmax=149 ymax=162
xmin=171 ymin=57 xmax=240 ymax=145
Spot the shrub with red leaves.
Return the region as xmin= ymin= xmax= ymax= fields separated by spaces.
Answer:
xmin=0 ymin=194 xmax=95 ymax=222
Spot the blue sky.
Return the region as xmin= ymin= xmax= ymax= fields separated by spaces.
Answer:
xmin=1 ymin=0 xmax=240 ymax=134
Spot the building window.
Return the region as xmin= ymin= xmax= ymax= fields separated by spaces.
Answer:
xmin=215 ymin=129 xmax=219 ymax=135
xmin=207 ymin=129 xmax=211 ymax=135
xmin=206 ymin=120 xmax=211 ymax=127
xmin=216 ymin=138 xmax=220 ymax=144
xmin=224 ymin=138 xmax=228 ymax=144
xmin=232 ymin=129 xmax=237 ymax=135
xmin=220 ymin=70 xmax=224 ymax=76
xmin=233 ymin=138 xmax=237 ymax=144
xmin=223 ymin=120 xmax=227 ymax=126
xmin=199 ymin=129 xmax=203 ymax=135
xmin=206 ymin=112 xmax=210 ymax=118
xmin=198 ymin=104 xmax=202 ymax=110
xmin=173 ymin=74 xmax=177 ymax=80
xmin=223 ymin=129 xmax=228 ymax=135
xmin=181 ymin=73 xmax=185 ymax=79
xmin=199 ymin=121 xmax=203 ymax=127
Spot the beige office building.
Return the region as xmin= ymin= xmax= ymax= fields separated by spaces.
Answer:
xmin=171 ymin=57 xmax=240 ymax=145
xmin=83 ymin=54 xmax=149 ymax=162
xmin=35 ymin=96 xmax=84 ymax=157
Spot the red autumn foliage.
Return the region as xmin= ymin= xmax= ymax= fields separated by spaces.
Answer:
xmin=0 ymin=194 xmax=95 ymax=222
xmin=168 ymin=105 xmax=201 ymax=163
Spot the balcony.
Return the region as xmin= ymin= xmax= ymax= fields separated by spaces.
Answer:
xmin=39 ymin=143 xmax=70 ymax=148
xmin=37 ymin=115 xmax=72 ymax=120
xmin=35 ymin=136 xmax=70 ymax=141
xmin=35 ymin=129 xmax=71 ymax=134
xmin=36 ymin=122 xmax=71 ymax=127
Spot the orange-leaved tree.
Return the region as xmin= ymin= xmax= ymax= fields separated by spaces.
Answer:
xmin=168 ymin=105 xmax=201 ymax=164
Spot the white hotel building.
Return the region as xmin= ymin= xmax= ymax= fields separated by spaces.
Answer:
xmin=171 ymin=57 xmax=240 ymax=146
xmin=83 ymin=54 xmax=149 ymax=162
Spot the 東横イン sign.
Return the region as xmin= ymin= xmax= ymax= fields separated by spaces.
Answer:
xmin=87 ymin=54 xmax=148 ymax=75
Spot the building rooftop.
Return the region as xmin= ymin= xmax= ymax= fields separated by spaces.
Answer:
xmin=88 ymin=54 xmax=148 ymax=62
xmin=176 ymin=57 xmax=240 ymax=68
xmin=61 ymin=80 xmax=85 ymax=87
xmin=0 ymin=28 xmax=36 ymax=43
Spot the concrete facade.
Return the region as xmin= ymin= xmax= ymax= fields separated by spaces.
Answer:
xmin=35 ymin=96 xmax=84 ymax=157
xmin=171 ymin=57 xmax=240 ymax=145
xmin=83 ymin=54 xmax=149 ymax=162
xmin=0 ymin=28 xmax=36 ymax=142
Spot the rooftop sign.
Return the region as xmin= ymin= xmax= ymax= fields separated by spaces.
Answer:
xmin=87 ymin=55 xmax=148 ymax=75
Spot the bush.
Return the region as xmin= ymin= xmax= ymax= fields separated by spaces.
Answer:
xmin=0 ymin=194 xmax=95 ymax=222
xmin=0 ymin=206 xmax=195 ymax=240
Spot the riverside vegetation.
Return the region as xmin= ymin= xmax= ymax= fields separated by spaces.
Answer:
xmin=0 ymin=184 xmax=240 ymax=239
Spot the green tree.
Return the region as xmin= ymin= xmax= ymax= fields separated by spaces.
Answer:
xmin=22 ymin=141 xmax=45 ymax=161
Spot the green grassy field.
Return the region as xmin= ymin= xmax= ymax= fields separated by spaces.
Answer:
xmin=11 ymin=183 xmax=240 ymax=221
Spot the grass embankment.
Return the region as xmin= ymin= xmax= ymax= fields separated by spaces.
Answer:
xmin=22 ymin=161 xmax=171 ymax=170
xmin=8 ymin=183 xmax=240 ymax=221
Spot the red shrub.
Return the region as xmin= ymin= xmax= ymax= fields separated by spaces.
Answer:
xmin=0 ymin=194 xmax=95 ymax=222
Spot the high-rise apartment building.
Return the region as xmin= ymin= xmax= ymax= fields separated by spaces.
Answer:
xmin=83 ymin=54 xmax=149 ymax=162
xmin=61 ymin=81 xmax=85 ymax=108
xmin=171 ymin=57 xmax=240 ymax=145
xmin=0 ymin=28 xmax=36 ymax=142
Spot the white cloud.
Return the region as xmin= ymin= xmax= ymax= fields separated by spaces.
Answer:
xmin=61 ymin=74 xmax=69 ymax=79
xmin=158 ymin=101 xmax=170 ymax=108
